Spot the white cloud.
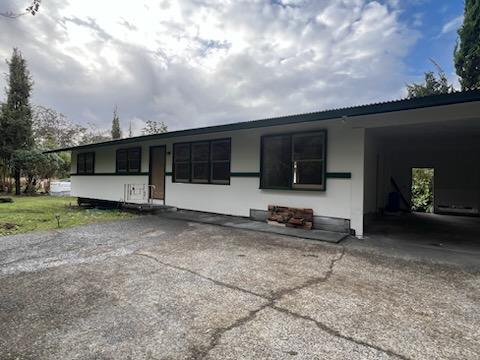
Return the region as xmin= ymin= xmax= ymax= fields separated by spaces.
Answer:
xmin=442 ymin=15 xmax=463 ymax=34
xmin=0 ymin=0 xmax=419 ymax=135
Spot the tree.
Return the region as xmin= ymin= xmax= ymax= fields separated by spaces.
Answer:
xmin=0 ymin=48 xmax=34 ymax=195
xmin=128 ymin=121 xmax=133 ymax=137
xmin=79 ymin=123 xmax=111 ymax=145
xmin=455 ymin=0 xmax=480 ymax=90
xmin=10 ymin=149 xmax=64 ymax=193
xmin=411 ymin=168 xmax=434 ymax=213
xmin=32 ymin=105 xmax=85 ymax=149
xmin=111 ymin=105 xmax=122 ymax=139
xmin=141 ymin=120 xmax=168 ymax=135
xmin=406 ymin=60 xmax=454 ymax=98
xmin=0 ymin=0 xmax=41 ymax=18
xmin=56 ymin=152 xmax=71 ymax=179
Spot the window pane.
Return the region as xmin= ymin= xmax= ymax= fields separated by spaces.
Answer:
xmin=192 ymin=162 xmax=209 ymax=182
xmin=175 ymin=163 xmax=190 ymax=181
xmin=128 ymin=148 xmax=141 ymax=172
xmin=117 ymin=150 xmax=127 ymax=172
xmin=261 ymin=135 xmax=291 ymax=188
xmin=77 ymin=154 xmax=85 ymax=173
xmin=174 ymin=144 xmax=190 ymax=161
xmin=212 ymin=162 xmax=230 ymax=183
xmin=294 ymin=161 xmax=323 ymax=186
xmin=293 ymin=133 xmax=324 ymax=160
xmin=192 ymin=142 xmax=209 ymax=161
xmin=211 ymin=140 xmax=230 ymax=161
xmin=85 ymin=154 xmax=94 ymax=173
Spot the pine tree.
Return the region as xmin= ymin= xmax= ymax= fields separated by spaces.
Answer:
xmin=0 ymin=48 xmax=34 ymax=194
xmin=455 ymin=0 xmax=480 ymax=90
xmin=111 ymin=105 xmax=122 ymax=139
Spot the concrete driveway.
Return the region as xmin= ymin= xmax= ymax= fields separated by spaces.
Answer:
xmin=0 ymin=216 xmax=479 ymax=360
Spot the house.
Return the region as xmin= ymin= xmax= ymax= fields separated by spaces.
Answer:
xmin=46 ymin=91 xmax=480 ymax=238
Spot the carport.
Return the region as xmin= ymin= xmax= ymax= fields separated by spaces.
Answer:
xmin=362 ymin=96 xmax=480 ymax=251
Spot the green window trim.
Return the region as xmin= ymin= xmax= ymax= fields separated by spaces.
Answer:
xmin=166 ymin=172 xmax=351 ymax=178
xmin=77 ymin=152 xmax=95 ymax=175
xmin=116 ymin=147 xmax=142 ymax=174
xmin=327 ymin=172 xmax=351 ymax=179
xmin=71 ymin=172 xmax=149 ymax=176
xmin=172 ymin=138 xmax=231 ymax=185
xmin=260 ymin=130 xmax=328 ymax=191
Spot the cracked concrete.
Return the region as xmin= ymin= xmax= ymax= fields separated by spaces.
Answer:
xmin=1 ymin=215 xmax=479 ymax=359
xmin=134 ymin=248 xmax=347 ymax=359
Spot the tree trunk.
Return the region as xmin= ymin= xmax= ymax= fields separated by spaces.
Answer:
xmin=0 ymin=157 xmax=7 ymax=193
xmin=14 ymin=169 xmax=21 ymax=195
xmin=8 ymin=176 xmax=13 ymax=194
xmin=45 ymin=178 xmax=51 ymax=193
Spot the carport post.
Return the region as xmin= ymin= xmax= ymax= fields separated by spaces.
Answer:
xmin=350 ymin=128 xmax=365 ymax=238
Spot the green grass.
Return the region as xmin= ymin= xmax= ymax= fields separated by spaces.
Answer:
xmin=0 ymin=196 xmax=136 ymax=236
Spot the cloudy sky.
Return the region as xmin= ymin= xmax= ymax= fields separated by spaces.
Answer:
xmin=0 ymin=0 xmax=464 ymax=135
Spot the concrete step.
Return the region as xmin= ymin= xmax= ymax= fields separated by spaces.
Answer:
xmin=159 ymin=210 xmax=348 ymax=243
xmin=153 ymin=205 xmax=178 ymax=214
xmin=122 ymin=203 xmax=177 ymax=213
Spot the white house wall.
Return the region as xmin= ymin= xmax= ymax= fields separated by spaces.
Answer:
xmin=71 ymin=145 xmax=151 ymax=204
xmin=71 ymin=119 xmax=366 ymax=236
xmin=71 ymin=175 xmax=149 ymax=203
xmin=164 ymin=123 xmax=364 ymax=229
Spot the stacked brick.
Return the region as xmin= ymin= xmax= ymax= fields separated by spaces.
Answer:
xmin=267 ymin=205 xmax=314 ymax=230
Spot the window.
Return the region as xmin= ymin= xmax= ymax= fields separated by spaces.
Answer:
xmin=116 ymin=147 xmax=142 ymax=173
xmin=191 ymin=142 xmax=210 ymax=183
xmin=211 ymin=139 xmax=231 ymax=184
xmin=261 ymin=131 xmax=326 ymax=191
xmin=173 ymin=143 xmax=190 ymax=182
xmin=173 ymin=138 xmax=231 ymax=185
xmin=77 ymin=152 xmax=95 ymax=174
xmin=261 ymin=135 xmax=291 ymax=189
xmin=292 ymin=133 xmax=325 ymax=189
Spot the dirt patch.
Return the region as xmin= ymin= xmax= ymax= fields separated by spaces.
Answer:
xmin=1 ymin=222 xmax=18 ymax=230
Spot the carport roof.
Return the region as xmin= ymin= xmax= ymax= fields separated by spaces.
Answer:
xmin=45 ymin=90 xmax=480 ymax=153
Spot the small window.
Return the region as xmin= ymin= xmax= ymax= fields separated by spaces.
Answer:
xmin=260 ymin=131 xmax=326 ymax=191
xmin=77 ymin=152 xmax=95 ymax=174
xmin=116 ymin=147 xmax=142 ymax=173
xmin=173 ymin=138 xmax=231 ymax=185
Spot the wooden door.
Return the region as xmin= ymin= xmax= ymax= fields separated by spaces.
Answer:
xmin=149 ymin=146 xmax=166 ymax=200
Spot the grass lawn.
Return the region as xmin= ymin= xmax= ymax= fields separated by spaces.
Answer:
xmin=0 ymin=196 xmax=136 ymax=236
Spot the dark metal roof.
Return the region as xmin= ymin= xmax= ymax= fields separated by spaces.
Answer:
xmin=44 ymin=90 xmax=480 ymax=153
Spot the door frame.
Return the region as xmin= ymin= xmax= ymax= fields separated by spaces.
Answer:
xmin=149 ymin=145 xmax=167 ymax=201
